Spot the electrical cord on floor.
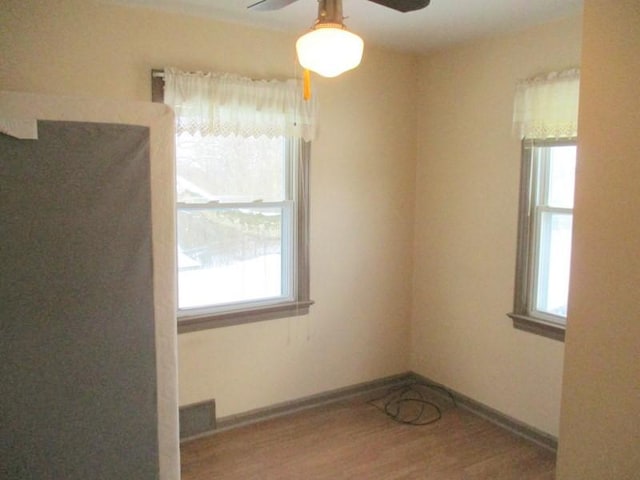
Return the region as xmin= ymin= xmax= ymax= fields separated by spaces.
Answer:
xmin=367 ymin=381 xmax=456 ymax=426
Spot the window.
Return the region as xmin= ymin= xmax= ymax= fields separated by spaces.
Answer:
xmin=153 ymin=68 xmax=316 ymax=332
xmin=510 ymin=68 xmax=579 ymax=340
xmin=177 ymin=134 xmax=291 ymax=311
xmin=509 ymin=139 xmax=577 ymax=340
xmin=176 ymin=133 xmax=312 ymax=330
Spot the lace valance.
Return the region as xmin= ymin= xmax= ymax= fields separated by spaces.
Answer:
xmin=513 ymin=68 xmax=580 ymax=139
xmin=163 ymin=67 xmax=317 ymax=141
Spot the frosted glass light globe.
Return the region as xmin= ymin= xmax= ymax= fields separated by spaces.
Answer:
xmin=296 ymin=25 xmax=364 ymax=78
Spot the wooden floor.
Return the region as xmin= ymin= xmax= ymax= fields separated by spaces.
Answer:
xmin=180 ymin=387 xmax=556 ymax=479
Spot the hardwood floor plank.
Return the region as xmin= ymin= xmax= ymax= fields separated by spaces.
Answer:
xmin=180 ymin=390 xmax=556 ymax=479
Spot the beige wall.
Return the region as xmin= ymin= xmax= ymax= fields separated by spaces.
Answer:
xmin=1 ymin=0 xmax=416 ymax=416
xmin=9 ymin=0 xmax=625 ymax=451
xmin=411 ymin=16 xmax=583 ymax=436
xmin=556 ymin=1 xmax=640 ymax=478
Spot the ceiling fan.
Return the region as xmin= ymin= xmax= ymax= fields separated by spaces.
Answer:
xmin=248 ymin=0 xmax=432 ymax=77
xmin=248 ymin=0 xmax=431 ymax=14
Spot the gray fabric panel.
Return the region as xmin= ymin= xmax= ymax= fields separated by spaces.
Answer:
xmin=0 ymin=121 xmax=158 ymax=479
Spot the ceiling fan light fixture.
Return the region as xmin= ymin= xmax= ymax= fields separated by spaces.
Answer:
xmin=296 ymin=23 xmax=364 ymax=78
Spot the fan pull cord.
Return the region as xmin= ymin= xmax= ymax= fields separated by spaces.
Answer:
xmin=303 ymin=69 xmax=312 ymax=101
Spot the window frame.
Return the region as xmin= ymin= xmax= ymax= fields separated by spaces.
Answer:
xmin=508 ymin=138 xmax=577 ymax=342
xmin=152 ymin=71 xmax=313 ymax=334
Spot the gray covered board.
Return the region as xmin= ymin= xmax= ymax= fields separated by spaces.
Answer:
xmin=0 ymin=121 xmax=159 ymax=479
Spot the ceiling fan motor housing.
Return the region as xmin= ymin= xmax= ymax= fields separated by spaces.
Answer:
xmin=316 ymin=0 xmax=345 ymax=27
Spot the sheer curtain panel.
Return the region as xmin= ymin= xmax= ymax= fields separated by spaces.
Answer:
xmin=513 ymin=68 xmax=580 ymax=140
xmin=163 ymin=67 xmax=316 ymax=141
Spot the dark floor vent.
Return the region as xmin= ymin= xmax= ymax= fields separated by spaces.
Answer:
xmin=180 ymin=399 xmax=216 ymax=440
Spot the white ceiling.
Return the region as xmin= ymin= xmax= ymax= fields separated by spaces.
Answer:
xmin=105 ymin=0 xmax=583 ymax=53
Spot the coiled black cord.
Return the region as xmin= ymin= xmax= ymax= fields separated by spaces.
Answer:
xmin=367 ymin=382 xmax=456 ymax=426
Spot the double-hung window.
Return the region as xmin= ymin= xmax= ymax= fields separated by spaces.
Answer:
xmin=509 ymin=69 xmax=580 ymax=340
xmin=509 ymin=139 xmax=577 ymax=339
xmin=155 ymin=68 xmax=316 ymax=332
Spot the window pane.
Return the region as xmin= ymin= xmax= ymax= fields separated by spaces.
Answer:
xmin=177 ymin=206 xmax=290 ymax=310
xmin=547 ymin=145 xmax=577 ymax=208
xmin=176 ymin=133 xmax=286 ymax=203
xmin=535 ymin=212 xmax=573 ymax=317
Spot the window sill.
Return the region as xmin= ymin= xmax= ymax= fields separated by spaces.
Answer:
xmin=507 ymin=313 xmax=565 ymax=342
xmin=178 ymin=300 xmax=314 ymax=334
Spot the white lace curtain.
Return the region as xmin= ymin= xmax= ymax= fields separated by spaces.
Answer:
xmin=163 ymin=67 xmax=317 ymax=141
xmin=513 ymin=68 xmax=580 ymax=139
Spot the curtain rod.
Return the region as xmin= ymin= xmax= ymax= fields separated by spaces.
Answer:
xmin=151 ymin=69 xmax=296 ymax=83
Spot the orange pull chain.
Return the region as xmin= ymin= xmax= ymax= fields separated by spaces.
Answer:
xmin=303 ymin=69 xmax=312 ymax=101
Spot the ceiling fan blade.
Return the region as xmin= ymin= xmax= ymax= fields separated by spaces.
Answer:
xmin=247 ymin=0 xmax=300 ymax=11
xmin=367 ymin=0 xmax=431 ymax=13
